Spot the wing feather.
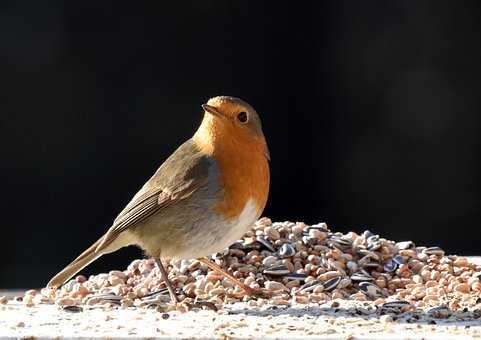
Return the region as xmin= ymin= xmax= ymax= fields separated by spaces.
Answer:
xmin=95 ymin=140 xmax=211 ymax=252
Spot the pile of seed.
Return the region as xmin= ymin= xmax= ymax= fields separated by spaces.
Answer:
xmin=14 ymin=218 xmax=481 ymax=314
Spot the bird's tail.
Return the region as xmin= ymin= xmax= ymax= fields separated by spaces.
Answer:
xmin=47 ymin=238 xmax=104 ymax=288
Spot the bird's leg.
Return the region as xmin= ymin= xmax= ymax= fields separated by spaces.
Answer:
xmin=197 ymin=257 xmax=256 ymax=297
xmin=154 ymin=258 xmax=179 ymax=305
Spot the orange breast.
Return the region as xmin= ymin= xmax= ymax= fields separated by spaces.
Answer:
xmin=193 ymin=117 xmax=270 ymax=219
xmin=213 ymin=138 xmax=270 ymax=219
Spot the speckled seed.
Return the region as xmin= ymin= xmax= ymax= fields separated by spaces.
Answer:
xmin=56 ymin=297 xmax=76 ymax=306
xmin=71 ymin=284 xmax=90 ymax=298
xmin=455 ymin=283 xmax=470 ymax=294
xmin=309 ymin=293 xmax=329 ymax=302
xmin=352 ymin=292 xmax=366 ymax=301
xmin=23 ymin=295 xmax=34 ymax=307
xmin=423 ymin=295 xmax=439 ymax=305
xmin=264 ymin=227 xmax=280 ymax=241
xmin=0 ymin=296 xmax=8 ymax=305
xmin=282 ymin=259 xmax=295 ymax=272
xmin=206 ymin=273 xmax=223 ymax=282
xmin=265 ymin=281 xmax=288 ymax=291
xmin=453 ymin=257 xmax=468 ymax=267
xmin=208 ymin=287 xmax=226 ymax=297
xmin=331 ymin=291 xmax=344 ymax=299
xmin=318 ymin=271 xmax=341 ymax=282
xmin=286 ymin=280 xmax=300 ymax=289
xmin=412 ymin=275 xmax=423 ymax=284
xmin=255 ymin=217 xmax=272 ymax=228
xmin=471 ymin=281 xmax=481 ymax=292
xmin=309 ymin=229 xmax=327 ymax=240
xmin=292 ymin=224 xmax=304 ymax=235
xmin=375 ymin=278 xmax=386 ymax=289
xmin=262 ymin=256 xmax=278 ymax=267
xmin=293 ymin=295 xmax=309 ymax=304
xmin=271 ymin=297 xmax=289 ymax=306
xmin=399 ymin=249 xmax=417 ymax=258
xmin=26 ymin=219 xmax=481 ymax=314
xmin=121 ymin=298 xmax=133 ymax=308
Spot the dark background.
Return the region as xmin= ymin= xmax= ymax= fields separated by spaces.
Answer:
xmin=2 ymin=1 xmax=481 ymax=288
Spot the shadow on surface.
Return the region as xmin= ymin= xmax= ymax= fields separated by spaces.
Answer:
xmin=227 ymin=303 xmax=481 ymax=327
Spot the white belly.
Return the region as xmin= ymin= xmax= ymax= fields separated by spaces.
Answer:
xmin=174 ymin=198 xmax=260 ymax=259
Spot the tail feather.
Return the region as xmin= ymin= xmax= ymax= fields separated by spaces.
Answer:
xmin=47 ymin=238 xmax=103 ymax=288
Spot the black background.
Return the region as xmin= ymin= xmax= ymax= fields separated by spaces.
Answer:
xmin=2 ymin=1 xmax=481 ymax=288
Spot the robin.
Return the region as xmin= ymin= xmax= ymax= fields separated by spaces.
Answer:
xmin=47 ymin=96 xmax=270 ymax=304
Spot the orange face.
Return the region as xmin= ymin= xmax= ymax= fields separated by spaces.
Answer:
xmin=193 ymin=96 xmax=270 ymax=219
xmin=198 ymin=96 xmax=270 ymax=159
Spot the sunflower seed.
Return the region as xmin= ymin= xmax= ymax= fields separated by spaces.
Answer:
xmin=362 ymin=230 xmax=375 ymax=239
xmin=337 ymin=277 xmax=352 ymax=289
xmin=141 ymin=288 xmax=171 ymax=299
xmin=302 ymin=236 xmax=314 ymax=246
xmin=392 ymin=255 xmax=405 ymax=265
xmin=367 ymin=242 xmax=382 ymax=251
xmin=278 ymin=243 xmax=296 ymax=258
xmin=323 ymin=276 xmax=341 ymax=291
xmin=319 ymin=256 xmax=330 ymax=269
xmin=232 ymin=241 xmax=261 ymax=251
xmin=62 ymin=305 xmax=83 ymax=313
xmin=213 ymin=248 xmax=230 ymax=259
xmin=396 ymin=241 xmax=415 ymax=250
xmin=363 ymin=262 xmax=381 ymax=270
xmin=256 ymin=236 xmax=276 ymax=252
xmin=359 ymin=254 xmax=379 ymax=267
xmin=427 ymin=306 xmax=451 ymax=319
xmin=85 ymin=293 xmax=122 ymax=305
xmin=367 ymin=235 xmax=380 ymax=244
xmin=229 ymin=242 xmax=244 ymax=250
xmin=284 ymin=273 xmax=308 ymax=281
xmin=351 ymin=271 xmax=374 ymax=282
xmin=263 ymin=264 xmax=290 ymax=276
xmin=36 ymin=218 xmax=481 ymax=314
xmin=359 ymin=282 xmax=384 ymax=299
xmin=328 ymin=261 xmax=346 ymax=275
xmin=328 ymin=236 xmax=352 ymax=249
xmin=381 ymin=300 xmax=411 ymax=309
xmin=383 ymin=259 xmax=397 ymax=273
xmin=423 ymin=247 xmax=445 ymax=257
xmin=307 ymin=223 xmax=329 ymax=232
xmin=299 ymin=280 xmax=323 ymax=293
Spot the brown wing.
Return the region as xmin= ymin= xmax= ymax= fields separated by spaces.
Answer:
xmin=95 ymin=139 xmax=211 ymax=252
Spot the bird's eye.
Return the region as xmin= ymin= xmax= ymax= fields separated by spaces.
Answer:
xmin=237 ymin=111 xmax=248 ymax=123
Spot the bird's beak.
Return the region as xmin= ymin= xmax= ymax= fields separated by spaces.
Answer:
xmin=202 ymin=104 xmax=223 ymax=118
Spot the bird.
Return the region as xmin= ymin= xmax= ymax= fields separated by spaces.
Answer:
xmin=47 ymin=96 xmax=270 ymax=304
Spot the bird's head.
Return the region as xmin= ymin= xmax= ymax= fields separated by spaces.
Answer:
xmin=195 ymin=96 xmax=270 ymax=160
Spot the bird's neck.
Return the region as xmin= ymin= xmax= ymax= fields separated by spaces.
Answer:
xmin=192 ymin=115 xmax=218 ymax=155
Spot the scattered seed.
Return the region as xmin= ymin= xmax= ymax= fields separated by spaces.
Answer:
xmin=21 ymin=218 xmax=481 ymax=316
